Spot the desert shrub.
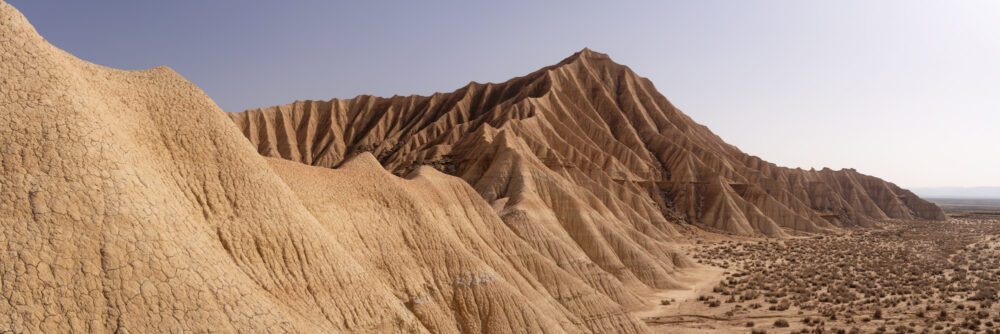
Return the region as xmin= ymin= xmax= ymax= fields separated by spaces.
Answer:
xmin=774 ymin=319 xmax=789 ymax=327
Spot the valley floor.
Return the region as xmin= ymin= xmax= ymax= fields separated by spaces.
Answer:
xmin=634 ymin=218 xmax=1000 ymax=334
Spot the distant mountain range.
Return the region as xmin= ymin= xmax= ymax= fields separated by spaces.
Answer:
xmin=912 ymin=187 xmax=1000 ymax=199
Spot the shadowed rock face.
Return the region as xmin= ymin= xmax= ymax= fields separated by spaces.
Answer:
xmin=231 ymin=49 xmax=945 ymax=239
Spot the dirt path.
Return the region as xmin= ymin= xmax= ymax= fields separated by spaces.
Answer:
xmin=630 ymin=264 xmax=727 ymax=329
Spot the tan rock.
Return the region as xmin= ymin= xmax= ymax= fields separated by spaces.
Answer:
xmin=0 ymin=0 xmax=946 ymax=332
xmin=231 ymin=50 xmax=944 ymax=240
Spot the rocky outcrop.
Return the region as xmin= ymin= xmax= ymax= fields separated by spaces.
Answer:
xmin=0 ymin=0 xmax=945 ymax=331
xmin=0 ymin=2 xmax=657 ymax=332
xmin=269 ymin=155 xmax=650 ymax=333
xmin=231 ymin=49 xmax=945 ymax=239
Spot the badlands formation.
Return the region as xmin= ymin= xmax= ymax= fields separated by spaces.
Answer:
xmin=231 ymin=49 xmax=945 ymax=236
xmin=0 ymin=1 xmax=956 ymax=333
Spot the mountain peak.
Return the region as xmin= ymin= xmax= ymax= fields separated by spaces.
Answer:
xmin=233 ymin=48 xmax=945 ymax=238
xmin=577 ymin=47 xmax=599 ymax=56
xmin=556 ymin=47 xmax=613 ymax=66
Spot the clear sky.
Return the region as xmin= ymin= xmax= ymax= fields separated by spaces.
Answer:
xmin=8 ymin=0 xmax=998 ymax=188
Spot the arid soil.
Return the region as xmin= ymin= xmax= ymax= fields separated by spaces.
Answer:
xmin=0 ymin=0 xmax=969 ymax=332
xmin=639 ymin=218 xmax=1000 ymax=333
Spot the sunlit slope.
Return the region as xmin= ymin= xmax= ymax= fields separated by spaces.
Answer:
xmin=233 ymin=50 xmax=945 ymax=241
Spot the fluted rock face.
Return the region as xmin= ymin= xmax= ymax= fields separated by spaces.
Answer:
xmin=0 ymin=2 xmax=655 ymax=333
xmin=1 ymin=0 xmax=947 ymax=332
xmin=0 ymin=2 xmax=425 ymax=332
xmin=231 ymin=49 xmax=945 ymax=239
xmin=268 ymin=155 xmax=650 ymax=333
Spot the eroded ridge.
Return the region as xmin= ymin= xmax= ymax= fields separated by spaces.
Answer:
xmin=232 ymin=49 xmax=945 ymax=240
xmin=1 ymin=0 xmax=952 ymax=331
xmin=0 ymin=2 xmax=654 ymax=332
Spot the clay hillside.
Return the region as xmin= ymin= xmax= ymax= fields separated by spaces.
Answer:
xmin=231 ymin=50 xmax=945 ymax=238
xmin=0 ymin=1 xmax=945 ymax=333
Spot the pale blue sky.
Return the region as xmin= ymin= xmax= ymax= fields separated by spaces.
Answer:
xmin=9 ymin=1 xmax=998 ymax=188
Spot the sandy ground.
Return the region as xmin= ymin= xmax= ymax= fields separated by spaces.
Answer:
xmin=632 ymin=217 xmax=1000 ymax=334
xmin=633 ymin=264 xmax=730 ymax=333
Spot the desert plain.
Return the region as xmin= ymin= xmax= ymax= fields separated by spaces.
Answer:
xmin=636 ymin=213 xmax=1000 ymax=334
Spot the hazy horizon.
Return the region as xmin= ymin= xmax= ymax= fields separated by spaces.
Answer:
xmin=9 ymin=0 xmax=997 ymax=189
xmin=912 ymin=186 xmax=1000 ymax=200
